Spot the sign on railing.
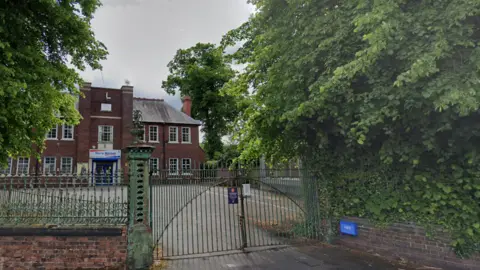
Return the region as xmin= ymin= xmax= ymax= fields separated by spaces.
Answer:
xmin=228 ymin=187 xmax=239 ymax=204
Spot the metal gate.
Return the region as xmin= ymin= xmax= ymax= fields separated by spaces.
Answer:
xmin=150 ymin=168 xmax=307 ymax=259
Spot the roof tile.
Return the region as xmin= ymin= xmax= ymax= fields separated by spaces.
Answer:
xmin=133 ymin=98 xmax=201 ymax=125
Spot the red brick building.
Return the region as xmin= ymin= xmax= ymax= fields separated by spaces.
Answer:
xmin=0 ymin=83 xmax=205 ymax=176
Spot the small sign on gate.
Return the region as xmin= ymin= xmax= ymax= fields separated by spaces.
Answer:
xmin=243 ymin=184 xmax=251 ymax=198
xmin=228 ymin=187 xmax=238 ymax=204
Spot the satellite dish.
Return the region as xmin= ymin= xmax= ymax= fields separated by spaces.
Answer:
xmin=125 ymin=79 xmax=131 ymax=86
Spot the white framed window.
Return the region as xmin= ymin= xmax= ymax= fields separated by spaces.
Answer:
xmin=0 ymin=158 xmax=12 ymax=175
xmin=61 ymin=157 xmax=73 ymax=174
xmin=98 ymin=125 xmax=113 ymax=143
xmin=169 ymin=127 xmax=178 ymax=143
xmin=17 ymin=157 xmax=29 ymax=175
xmin=62 ymin=125 xmax=74 ymax=140
xmin=46 ymin=125 xmax=58 ymax=140
xmin=181 ymin=127 xmax=191 ymax=143
xmin=44 ymin=157 xmax=56 ymax=175
xmin=150 ymin=158 xmax=159 ymax=175
xmin=182 ymin=158 xmax=191 ymax=174
xmin=149 ymin=126 xmax=159 ymax=142
xmin=101 ymin=103 xmax=112 ymax=112
xmin=169 ymin=158 xmax=178 ymax=175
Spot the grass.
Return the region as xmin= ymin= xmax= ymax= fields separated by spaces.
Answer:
xmin=150 ymin=260 xmax=168 ymax=270
xmin=248 ymin=215 xmax=304 ymax=237
xmin=151 ymin=246 xmax=168 ymax=270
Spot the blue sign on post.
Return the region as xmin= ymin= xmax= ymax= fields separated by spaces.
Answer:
xmin=340 ymin=220 xmax=358 ymax=236
xmin=228 ymin=187 xmax=238 ymax=204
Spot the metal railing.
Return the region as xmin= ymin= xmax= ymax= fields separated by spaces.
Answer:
xmin=0 ymin=171 xmax=128 ymax=226
xmin=150 ymin=166 xmax=314 ymax=258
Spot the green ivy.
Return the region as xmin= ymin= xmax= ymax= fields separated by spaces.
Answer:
xmin=319 ymin=153 xmax=480 ymax=257
xmin=220 ymin=0 xmax=480 ymax=258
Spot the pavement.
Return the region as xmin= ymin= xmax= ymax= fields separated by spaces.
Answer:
xmin=157 ymin=245 xmax=412 ymax=269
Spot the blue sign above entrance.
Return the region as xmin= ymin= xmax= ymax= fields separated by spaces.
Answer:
xmin=228 ymin=187 xmax=238 ymax=204
xmin=89 ymin=149 xmax=121 ymax=160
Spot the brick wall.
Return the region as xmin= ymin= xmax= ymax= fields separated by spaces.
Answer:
xmin=0 ymin=227 xmax=127 ymax=270
xmin=337 ymin=217 xmax=480 ymax=270
xmin=146 ymin=124 xmax=205 ymax=169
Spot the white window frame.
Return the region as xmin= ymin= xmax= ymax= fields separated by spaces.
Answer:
xmin=0 ymin=158 xmax=12 ymax=175
xmin=61 ymin=157 xmax=73 ymax=174
xmin=17 ymin=157 xmax=29 ymax=175
xmin=62 ymin=125 xmax=74 ymax=140
xmin=43 ymin=157 xmax=56 ymax=175
xmin=169 ymin=158 xmax=179 ymax=175
xmin=181 ymin=127 xmax=191 ymax=143
xmin=149 ymin=126 xmax=159 ymax=143
xmin=182 ymin=158 xmax=192 ymax=175
xmin=169 ymin=127 xmax=178 ymax=143
xmin=150 ymin=158 xmax=159 ymax=175
xmin=46 ymin=125 xmax=58 ymax=140
xmin=98 ymin=125 xmax=114 ymax=143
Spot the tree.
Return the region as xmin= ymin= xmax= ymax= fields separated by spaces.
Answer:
xmin=162 ymin=43 xmax=236 ymax=159
xmin=0 ymin=0 xmax=107 ymax=164
xmin=223 ymin=0 xmax=480 ymax=255
xmin=212 ymin=144 xmax=241 ymax=164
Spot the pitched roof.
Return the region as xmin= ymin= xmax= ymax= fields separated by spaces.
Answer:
xmin=133 ymin=98 xmax=201 ymax=125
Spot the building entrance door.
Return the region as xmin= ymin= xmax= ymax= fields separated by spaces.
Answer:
xmin=94 ymin=161 xmax=114 ymax=185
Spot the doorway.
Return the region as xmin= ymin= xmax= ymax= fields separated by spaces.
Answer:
xmin=94 ymin=161 xmax=114 ymax=185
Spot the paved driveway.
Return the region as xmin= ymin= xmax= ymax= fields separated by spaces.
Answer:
xmin=151 ymin=184 xmax=305 ymax=258
xmin=159 ymin=245 xmax=412 ymax=270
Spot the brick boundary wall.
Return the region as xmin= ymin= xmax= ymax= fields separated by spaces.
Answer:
xmin=0 ymin=226 xmax=127 ymax=270
xmin=336 ymin=217 xmax=480 ymax=270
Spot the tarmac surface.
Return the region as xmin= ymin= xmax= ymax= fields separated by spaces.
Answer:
xmin=158 ymin=245 xmax=413 ymax=269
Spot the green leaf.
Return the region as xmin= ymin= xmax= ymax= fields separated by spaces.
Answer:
xmin=0 ymin=0 xmax=105 ymax=164
xmin=442 ymin=186 xmax=452 ymax=194
xmin=219 ymin=0 xmax=480 ymax=257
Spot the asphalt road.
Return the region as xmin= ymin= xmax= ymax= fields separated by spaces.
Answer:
xmin=160 ymin=245 xmax=412 ymax=270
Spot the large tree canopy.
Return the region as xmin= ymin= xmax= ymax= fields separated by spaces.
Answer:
xmin=223 ymin=0 xmax=480 ymax=255
xmin=0 ymin=0 xmax=107 ymax=163
xmin=162 ymin=43 xmax=236 ymax=159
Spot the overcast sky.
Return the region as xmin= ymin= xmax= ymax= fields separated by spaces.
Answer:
xmin=79 ymin=0 xmax=254 ymax=109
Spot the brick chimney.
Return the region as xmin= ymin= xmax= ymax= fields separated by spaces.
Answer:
xmin=182 ymin=96 xmax=192 ymax=116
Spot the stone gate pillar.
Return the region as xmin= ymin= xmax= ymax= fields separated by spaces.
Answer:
xmin=126 ymin=110 xmax=155 ymax=269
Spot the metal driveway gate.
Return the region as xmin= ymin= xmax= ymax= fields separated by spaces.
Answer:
xmin=150 ymin=168 xmax=307 ymax=259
